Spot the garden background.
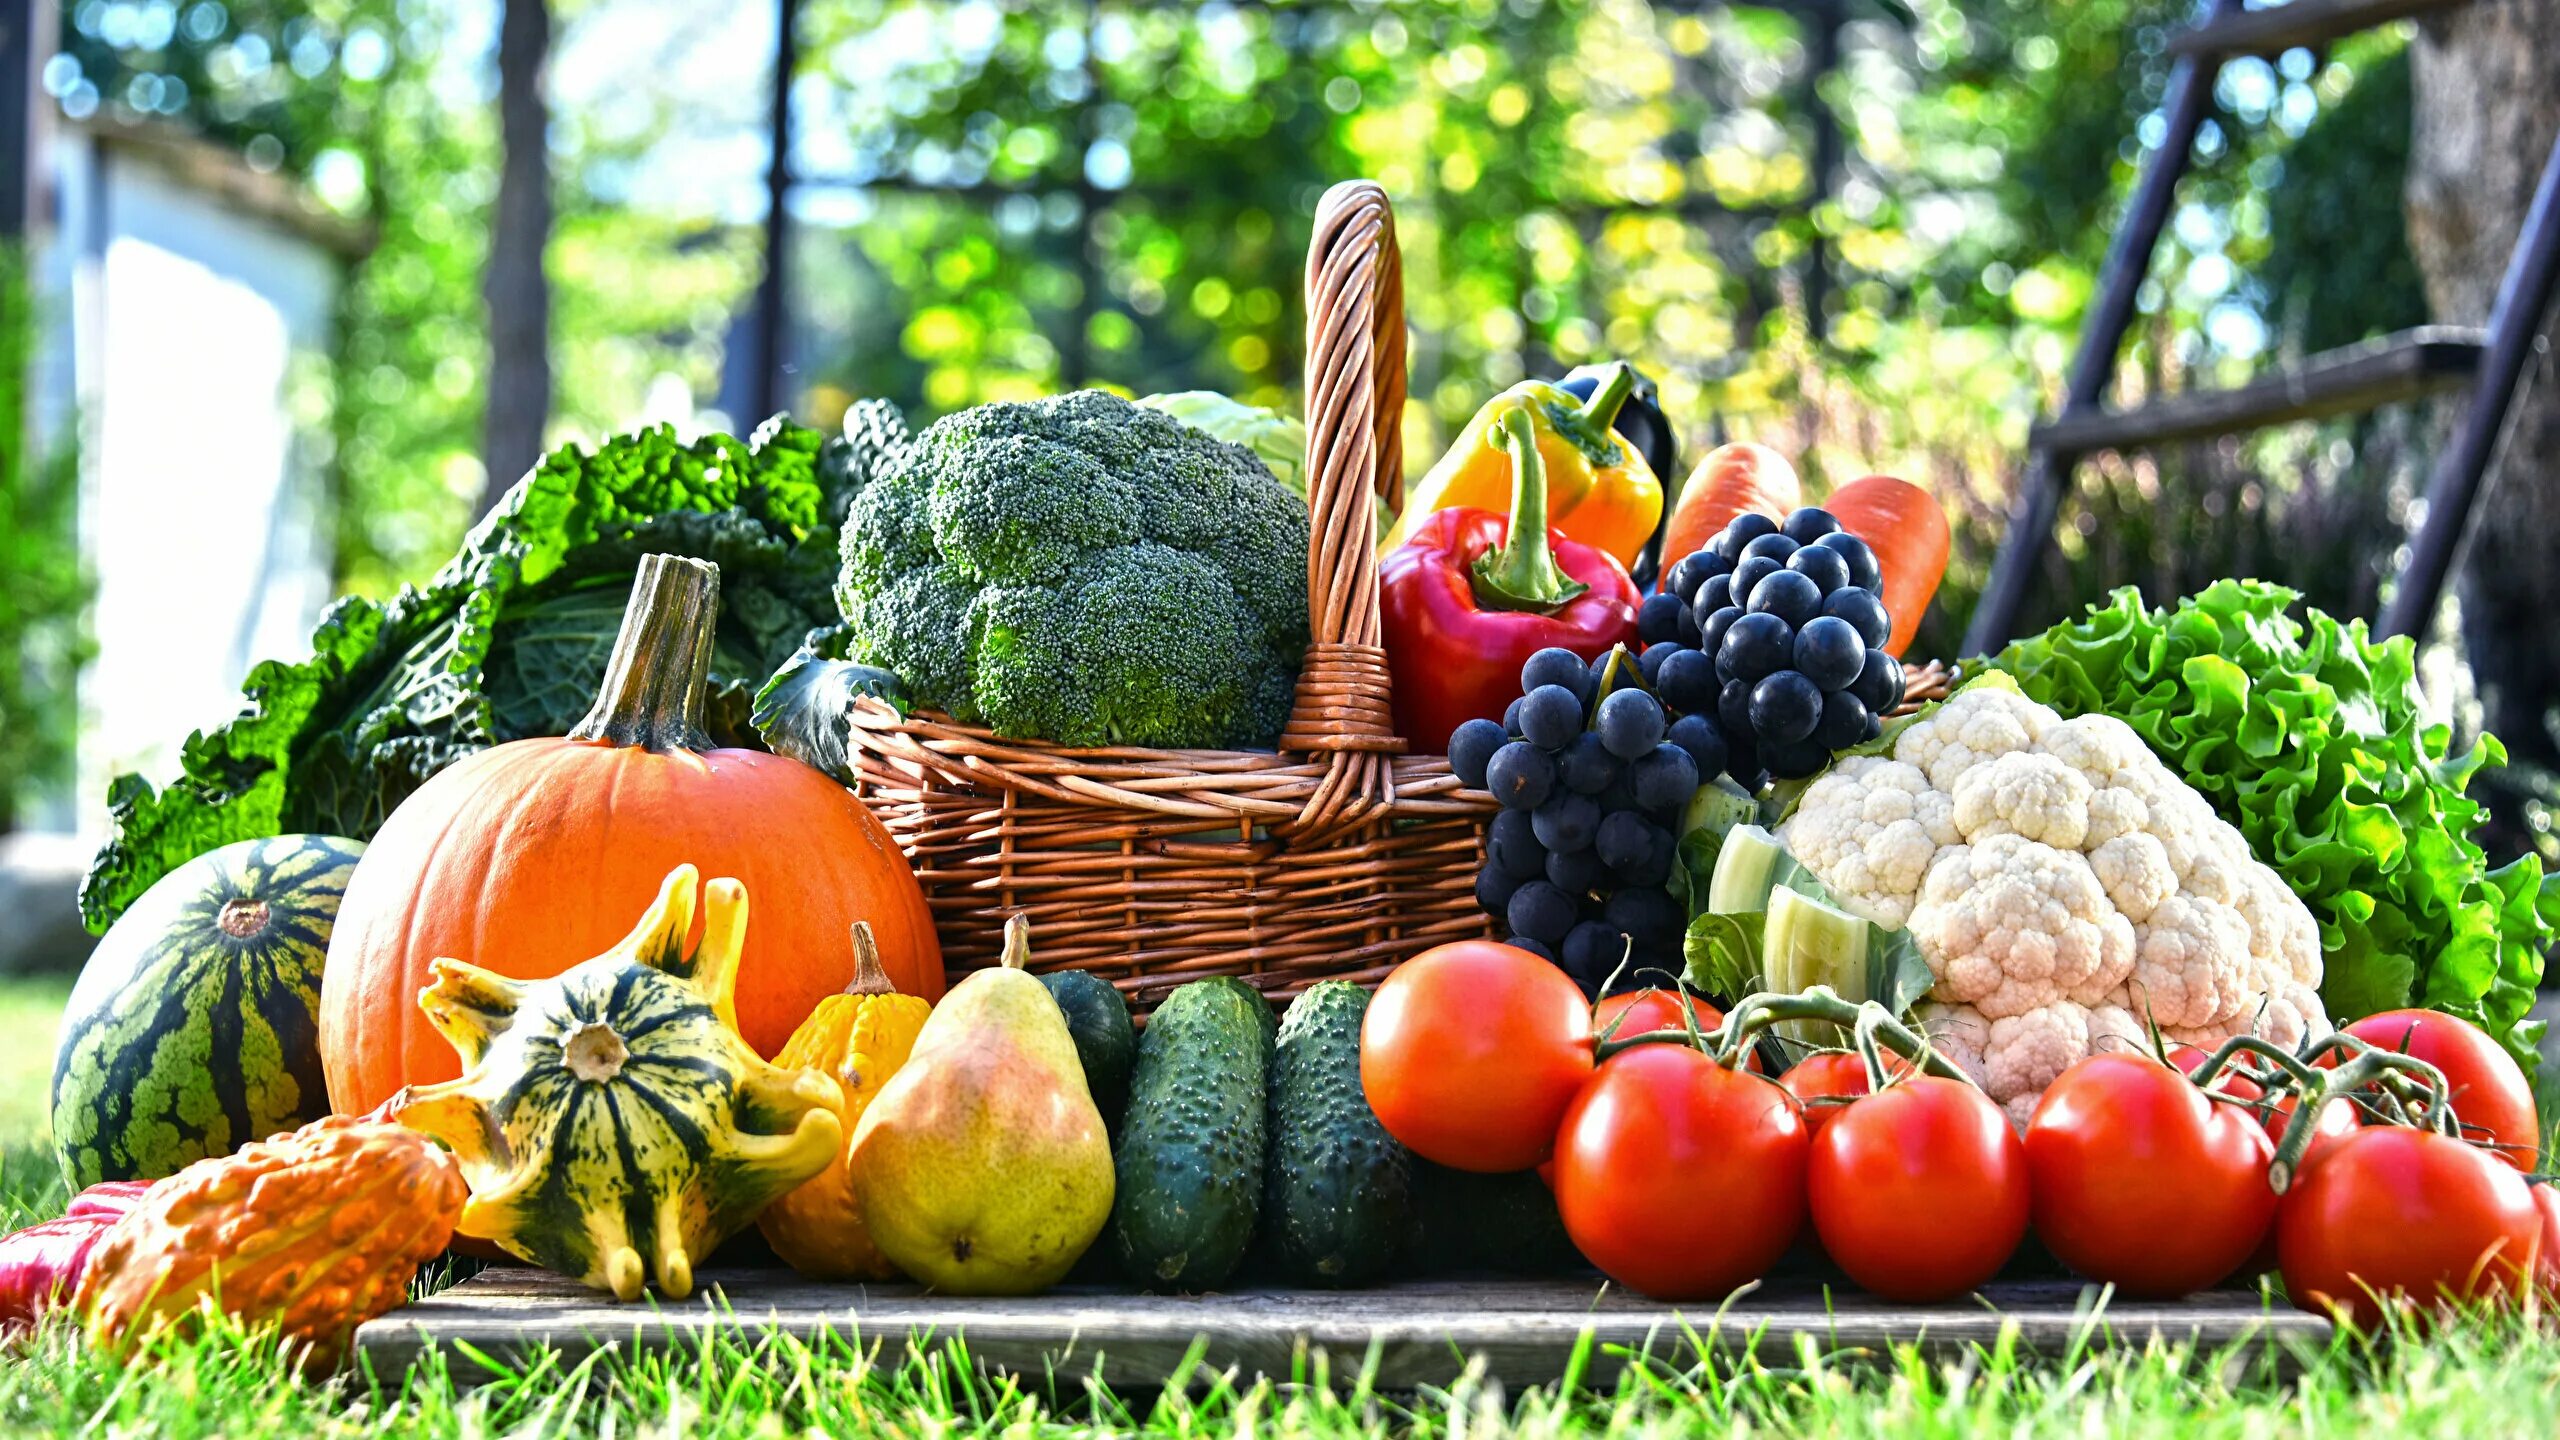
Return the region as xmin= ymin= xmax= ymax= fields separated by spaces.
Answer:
xmin=6 ymin=1 xmax=2560 ymax=1430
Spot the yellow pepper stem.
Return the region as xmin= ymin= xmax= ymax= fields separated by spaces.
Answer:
xmin=1574 ymin=361 xmax=1637 ymax=434
xmin=1470 ymin=408 xmax=1592 ymax=615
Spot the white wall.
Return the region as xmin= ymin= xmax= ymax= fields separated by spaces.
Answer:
xmin=53 ymin=135 xmax=341 ymax=829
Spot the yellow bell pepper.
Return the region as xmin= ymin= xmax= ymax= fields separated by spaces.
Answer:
xmin=1385 ymin=363 xmax=1663 ymax=569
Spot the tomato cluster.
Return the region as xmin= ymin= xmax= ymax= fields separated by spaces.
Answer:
xmin=1361 ymin=942 xmax=2555 ymax=1325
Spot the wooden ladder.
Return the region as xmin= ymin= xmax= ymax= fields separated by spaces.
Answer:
xmin=1961 ymin=0 xmax=2560 ymax=655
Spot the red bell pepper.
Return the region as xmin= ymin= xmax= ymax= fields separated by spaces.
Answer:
xmin=1381 ymin=406 xmax=1641 ymax=752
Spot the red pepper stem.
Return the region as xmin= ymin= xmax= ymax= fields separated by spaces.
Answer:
xmin=1470 ymin=407 xmax=1592 ymax=614
xmin=1577 ymin=361 xmax=1638 ymax=431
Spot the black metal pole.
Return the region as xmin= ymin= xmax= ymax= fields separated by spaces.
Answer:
xmin=1961 ymin=0 xmax=2241 ymax=657
xmin=2378 ymin=131 xmax=2560 ymax=643
xmin=1 ymin=0 xmax=53 ymax=242
xmin=750 ymin=0 xmax=799 ymax=422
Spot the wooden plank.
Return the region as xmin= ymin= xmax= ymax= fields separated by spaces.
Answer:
xmin=2030 ymin=326 xmax=2483 ymax=458
xmin=354 ymin=1269 xmax=2332 ymax=1390
xmin=2168 ymin=0 xmax=2473 ymax=59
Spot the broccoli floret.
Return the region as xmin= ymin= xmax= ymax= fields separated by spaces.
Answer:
xmin=846 ymin=561 xmax=979 ymax=723
xmin=831 ymin=389 xmax=1309 ymax=750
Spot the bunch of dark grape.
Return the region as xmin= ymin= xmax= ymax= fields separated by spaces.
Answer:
xmin=1448 ymin=647 xmax=1721 ymax=995
xmin=1633 ymin=506 xmax=1905 ymax=782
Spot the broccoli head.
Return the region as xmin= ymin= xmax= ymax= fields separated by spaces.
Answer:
xmin=831 ymin=389 xmax=1309 ymax=749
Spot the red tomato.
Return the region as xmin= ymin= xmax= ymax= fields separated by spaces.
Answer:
xmin=1809 ymin=1075 xmax=2028 ymax=1301
xmin=1594 ymin=990 xmax=1757 ymax=1071
xmin=2535 ymin=1184 xmax=2560 ymax=1303
xmin=1361 ymin=941 xmax=1594 ymax=1172
xmin=1780 ymin=1051 xmax=1909 ymax=1136
xmin=2276 ymin=1125 xmax=2541 ymax=1329
xmin=1552 ymin=1045 xmax=1807 ymax=1298
xmin=2336 ymin=1011 xmax=2539 ymax=1170
xmin=1594 ymin=988 xmax=1724 ymax=1039
xmin=2023 ymin=1053 xmax=2278 ymax=1298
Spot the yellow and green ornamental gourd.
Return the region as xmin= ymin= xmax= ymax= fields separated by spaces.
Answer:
xmin=391 ymin=864 xmax=845 ymax=1301
xmin=757 ymin=922 xmax=932 ymax=1279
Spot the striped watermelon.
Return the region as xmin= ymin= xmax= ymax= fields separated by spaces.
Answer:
xmin=51 ymin=835 xmax=363 ymax=1188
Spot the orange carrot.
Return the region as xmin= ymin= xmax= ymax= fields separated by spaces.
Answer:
xmin=1824 ymin=474 xmax=1948 ymax=657
xmin=1661 ymin=443 xmax=1800 ymax=567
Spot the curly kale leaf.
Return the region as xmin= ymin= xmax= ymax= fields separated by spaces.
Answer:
xmin=80 ymin=420 xmax=850 ymax=932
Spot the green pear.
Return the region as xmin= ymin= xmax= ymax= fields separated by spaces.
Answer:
xmin=848 ymin=915 xmax=1113 ymax=1293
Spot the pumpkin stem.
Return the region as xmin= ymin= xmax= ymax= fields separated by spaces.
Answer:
xmin=844 ymin=923 xmax=900 ymax=996
xmin=570 ymin=554 xmax=720 ymax=752
xmin=999 ymin=914 xmax=1033 ymax=971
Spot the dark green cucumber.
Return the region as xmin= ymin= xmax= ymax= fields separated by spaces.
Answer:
xmin=1110 ymin=977 xmax=1270 ymax=1291
xmin=1037 ymin=969 xmax=1137 ymax=1131
xmin=1406 ymin=1162 xmax=1580 ymax=1276
xmin=1261 ymin=981 xmax=1412 ymax=1286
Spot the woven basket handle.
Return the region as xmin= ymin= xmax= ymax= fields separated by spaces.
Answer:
xmin=1279 ymin=181 xmax=1407 ymax=833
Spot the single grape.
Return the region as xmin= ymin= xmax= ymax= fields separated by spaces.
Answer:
xmin=1655 ymin=647 xmax=1720 ymax=713
xmin=1786 ymin=543 xmax=1852 ymax=596
xmin=1718 ymin=677 xmax=1757 ymax=740
xmin=1674 ymin=599 xmax=1702 ymax=646
xmin=1485 ymin=741 xmax=1556 ymax=810
xmin=1630 ymin=743 xmax=1701 ymax=810
xmin=1664 ymin=551 xmax=1718 ymax=602
xmin=1518 ymin=684 xmax=1585 ymax=751
xmin=1861 ymin=712 xmax=1884 ymax=742
xmin=1748 ymin=569 xmax=1824 ymax=629
xmin=1636 ymin=591 xmax=1687 ymax=645
xmin=1448 ymin=718 xmax=1507 ymax=788
xmin=1638 ymin=642 xmax=1680 ymax=687
xmin=1822 ymin=586 xmax=1892 ymax=650
xmin=1505 ymin=934 xmax=1558 ymax=965
xmin=1560 ymin=921 xmax=1631 ymax=992
xmin=1532 ymin=792 xmax=1601 ymax=853
xmin=1594 ymin=688 xmax=1669 ymax=760
xmin=1546 ymin=845 xmax=1611 ymax=896
xmin=1666 ymin=713 xmax=1729 ymax=779
xmin=1749 ymin=670 xmax=1824 ymax=745
xmin=1474 ymin=863 xmax=1522 ymax=918
xmin=1521 ymin=647 xmax=1589 ymax=696
xmin=1502 ymin=695 xmax=1525 ymax=736
xmin=1698 ymin=604 xmax=1744 ymax=659
xmin=1762 ymin=735 xmax=1831 ymax=780
xmin=1603 ymin=887 xmax=1687 ymax=943
xmin=1729 ymin=555 xmax=1781 ymax=606
xmin=1507 ymin=880 xmax=1580 ymax=946
xmin=1718 ymin=611 xmax=1795 ymax=683
xmin=1793 ymin=614 xmax=1868 ymax=692
xmin=1620 ymin=827 xmax=1678 ymax=887
xmin=1694 ymin=572 xmax=1735 ymax=617
xmin=1848 ymin=647 xmax=1906 ymax=716
xmin=1594 ymin=809 xmax=1656 ymax=869
xmin=1780 ymin=506 xmax=1841 ymax=544
xmin=1486 ymin=808 xmax=1546 ymax=879
xmin=1712 ymin=512 xmax=1779 ymax=562
xmin=1739 ymin=532 xmax=1801 ymax=566
xmin=1563 ymin=731 xmax=1623 ymax=794
xmin=1813 ymin=688 xmax=1871 ymax=751
xmin=1815 ymin=530 xmax=1883 ymax=593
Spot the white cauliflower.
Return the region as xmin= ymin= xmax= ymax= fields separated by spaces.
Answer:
xmin=1776 ymin=676 xmax=2331 ymax=1121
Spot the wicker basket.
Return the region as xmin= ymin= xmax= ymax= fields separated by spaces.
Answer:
xmin=834 ymin=179 xmax=1956 ymax=1006
xmin=837 ymin=181 xmax=1491 ymax=1006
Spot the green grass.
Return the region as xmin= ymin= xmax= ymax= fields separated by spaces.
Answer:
xmin=5 ymin=976 xmax=2559 ymax=1438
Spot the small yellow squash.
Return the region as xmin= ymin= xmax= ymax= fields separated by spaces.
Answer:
xmin=758 ymin=923 xmax=933 ymax=1279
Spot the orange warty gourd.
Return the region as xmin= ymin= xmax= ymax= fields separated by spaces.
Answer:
xmin=76 ymin=1114 xmax=465 ymax=1367
xmin=757 ymin=922 xmax=933 ymax=1279
xmin=318 ymin=553 xmax=941 ymax=1117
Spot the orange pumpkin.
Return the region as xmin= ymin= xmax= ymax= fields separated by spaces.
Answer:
xmin=317 ymin=554 xmax=941 ymax=1117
